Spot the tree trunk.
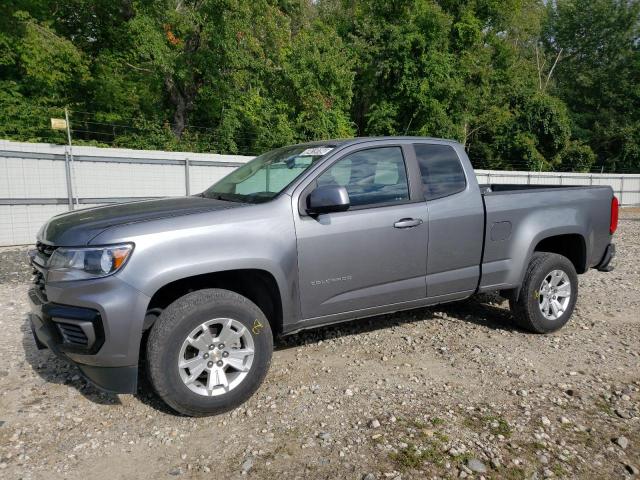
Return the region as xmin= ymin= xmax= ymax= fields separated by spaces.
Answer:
xmin=165 ymin=76 xmax=196 ymax=139
xmin=172 ymin=103 xmax=187 ymax=139
xmin=164 ymin=26 xmax=203 ymax=140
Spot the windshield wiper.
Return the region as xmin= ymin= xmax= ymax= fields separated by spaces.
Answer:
xmin=205 ymin=193 xmax=244 ymax=203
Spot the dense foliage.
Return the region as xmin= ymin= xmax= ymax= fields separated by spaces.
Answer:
xmin=1 ymin=0 xmax=638 ymax=172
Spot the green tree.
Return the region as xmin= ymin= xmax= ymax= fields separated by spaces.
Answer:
xmin=0 ymin=0 xmax=638 ymax=173
xmin=544 ymin=0 xmax=640 ymax=171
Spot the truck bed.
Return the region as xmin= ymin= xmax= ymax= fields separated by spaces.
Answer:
xmin=477 ymin=183 xmax=613 ymax=293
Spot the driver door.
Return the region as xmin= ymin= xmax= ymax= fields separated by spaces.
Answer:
xmin=293 ymin=144 xmax=429 ymax=320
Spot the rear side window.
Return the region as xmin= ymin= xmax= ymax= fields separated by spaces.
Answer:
xmin=414 ymin=144 xmax=466 ymax=200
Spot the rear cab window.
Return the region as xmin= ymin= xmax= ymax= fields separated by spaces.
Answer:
xmin=413 ymin=143 xmax=466 ymax=200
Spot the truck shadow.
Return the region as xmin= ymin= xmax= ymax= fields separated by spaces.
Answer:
xmin=20 ymin=296 xmax=519 ymax=414
xmin=274 ymin=295 xmax=520 ymax=351
xmin=20 ymin=316 xmax=180 ymax=413
xmin=20 ymin=317 xmax=122 ymax=406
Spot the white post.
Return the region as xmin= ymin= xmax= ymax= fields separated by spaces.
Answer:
xmin=64 ymin=108 xmax=77 ymax=210
xmin=64 ymin=150 xmax=74 ymax=210
xmin=184 ymin=158 xmax=191 ymax=196
xmin=64 ymin=107 xmax=80 ymax=206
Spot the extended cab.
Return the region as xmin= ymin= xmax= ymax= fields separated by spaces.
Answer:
xmin=28 ymin=137 xmax=617 ymax=416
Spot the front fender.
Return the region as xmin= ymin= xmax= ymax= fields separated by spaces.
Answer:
xmin=93 ymin=196 xmax=300 ymax=328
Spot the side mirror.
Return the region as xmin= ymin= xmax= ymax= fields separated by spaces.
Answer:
xmin=306 ymin=185 xmax=350 ymax=215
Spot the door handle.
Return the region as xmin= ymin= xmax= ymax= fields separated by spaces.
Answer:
xmin=393 ymin=218 xmax=423 ymax=229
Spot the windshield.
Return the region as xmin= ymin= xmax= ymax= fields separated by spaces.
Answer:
xmin=202 ymin=145 xmax=334 ymax=203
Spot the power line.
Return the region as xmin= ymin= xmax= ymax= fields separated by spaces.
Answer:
xmin=64 ymin=112 xmax=269 ymax=152
xmin=3 ymin=106 xmax=639 ymax=173
xmin=68 ymin=109 xmax=265 ymax=140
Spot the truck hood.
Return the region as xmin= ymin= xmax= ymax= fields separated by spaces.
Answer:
xmin=38 ymin=196 xmax=244 ymax=246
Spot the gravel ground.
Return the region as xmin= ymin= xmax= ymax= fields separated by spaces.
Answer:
xmin=0 ymin=210 xmax=638 ymax=480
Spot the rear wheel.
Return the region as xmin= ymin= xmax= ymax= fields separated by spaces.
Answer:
xmin=146 ymin=289 xmax=272 ymax=416
xmin=509 ymin=252 xmax=578 ymax=333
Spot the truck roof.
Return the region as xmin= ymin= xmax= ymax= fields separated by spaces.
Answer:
xmin=294 ymin=136 xmax=462 ymax=149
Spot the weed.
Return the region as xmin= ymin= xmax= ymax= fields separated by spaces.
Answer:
xmin=498 ymin=466 xmax=527 ymax=480
xmin=389 ymin=441 xmax=445 ymax=470
xmin=464 ymin=414 xmax=512 ymax=438
xmin=552 ymin=463 xmax=566 ymax=477
xmin=430 ymin=417 xmax=445 ymax=426
xmin=595 ymin=399 xmax=614 ymax=417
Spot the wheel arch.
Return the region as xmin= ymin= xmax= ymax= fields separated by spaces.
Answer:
xmin=533 ymin=233 xmax=587 ymax=274
xmin=144 ymin=269 xmax=284 ymax=336
xmin=507 ymin=230 xmax=587 ymax=302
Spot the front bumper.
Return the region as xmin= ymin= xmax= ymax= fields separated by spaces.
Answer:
xmin=27 ymin=273 xmax=150 ymax=394
xmin=29 ymin=308 xmax=138 ymax=393
xmin=595 ymin=243 xmax=616 ymax=272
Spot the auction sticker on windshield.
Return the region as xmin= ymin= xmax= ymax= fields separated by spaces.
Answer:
xmin=299 ymin=147 xmax=334 ymax=156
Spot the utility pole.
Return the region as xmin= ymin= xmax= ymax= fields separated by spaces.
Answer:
xmin=52 ymin=110 xmax=75 ymax=210
xmin=64 ymin=108 xmax=79 ymax=208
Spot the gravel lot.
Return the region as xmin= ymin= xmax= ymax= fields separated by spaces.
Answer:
xmin=0 ymin=210 xmax=638 ymax=480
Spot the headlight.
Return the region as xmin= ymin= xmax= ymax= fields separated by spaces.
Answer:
xmin=48 ymin=244 xmax=133 ymax=281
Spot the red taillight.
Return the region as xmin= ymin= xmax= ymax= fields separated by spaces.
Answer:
xmin=610 ymin=196 xmax=619 ymax=234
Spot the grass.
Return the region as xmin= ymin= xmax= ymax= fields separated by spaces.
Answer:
xmin=400 ymin=416 xmax=446 ymax=430
xmin=430 ymin=417 xmax=445 ymax=426
xmin=433 ymin=431 xmax=449 ymax=443
xmin=488 ymin=417 xmax=512 ymax=437
xmin=389 ymin=441 xmax=446 ymax=470
xmin=573 ymin=429 xmax=595 ymax=448
xmin=497 ymin=466 xmax=527 ymax=480
xmin=463 ymin=414 xmax=512 ymax=438
xmin=397 ymin=417 xmax=448 ymax=441
xmin=386 ymin=415 xmax=459 ymax=472
xmin=595 ymin=398 xmax=614 ymax=417
xmin=518 ymin=441 xmax=546 ymax=456
xmin=450 ymin=450 xmax=473 ymax=464
xmin=407 ymin=418 xmax=427 ymax=429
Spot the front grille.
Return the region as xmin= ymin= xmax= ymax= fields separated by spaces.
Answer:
xmin=31 ymin=242 xmax=56 ymax=302
xmin=32 ymin=269 xmax=48 ymax=302
xmin=56 ymin=322 xmax=89 ymax=346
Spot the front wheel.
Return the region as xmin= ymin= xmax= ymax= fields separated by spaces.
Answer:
xmin=146 ymin=289 xmax=273 ymax=416
xmin=509 ymin=252 xmax=578 ymax=333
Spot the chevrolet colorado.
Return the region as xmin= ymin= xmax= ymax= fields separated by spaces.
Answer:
xmin=28 ymin=137 xmax=618 ymax=416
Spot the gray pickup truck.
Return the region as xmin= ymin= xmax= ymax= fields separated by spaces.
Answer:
xmin=28 ymin=137 xmax=618 ymax=416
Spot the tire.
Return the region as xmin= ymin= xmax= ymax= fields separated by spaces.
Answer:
xmin=146 ymin=289 xmax=273 ymax=416
xmin=509 ymin=252 xmax=578 ymax=333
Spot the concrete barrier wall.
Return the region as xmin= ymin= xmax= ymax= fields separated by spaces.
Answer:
xmin=1 ymin=140 xmax=638 ymax=245
xmin=0 ymin=140 xmax=250 ymax=245
xmin=475 ymin=170 xmax=640 ymax=206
